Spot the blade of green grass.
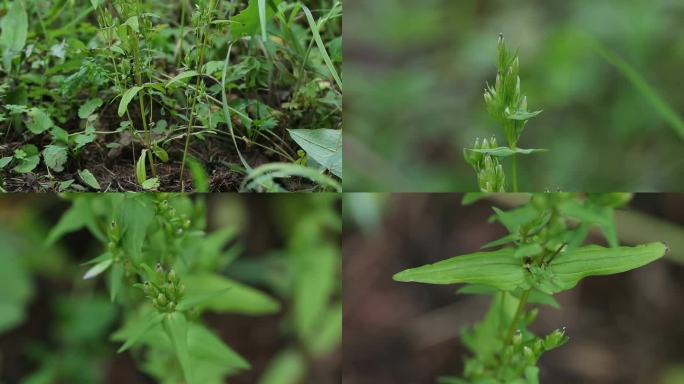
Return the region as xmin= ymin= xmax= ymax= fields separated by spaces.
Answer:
xmin=302 ymin=5 xmax=342 ymax=90
xmin=581 ymin=33 xmax=684 ymax=141
xmin=258 ymin=0 xmax=267 ymax=41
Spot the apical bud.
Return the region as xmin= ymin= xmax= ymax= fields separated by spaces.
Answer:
xmin=168 ymin=269 xmax=177 ymax=283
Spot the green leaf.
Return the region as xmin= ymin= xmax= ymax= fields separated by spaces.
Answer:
xmin=230 ymin=0 xmax=281 ymax=39
xmin=13 ymin=144 xmax=40 ymax=173
xmin=26 ymin=108 xmax=54 ymax=134
xmin=0 ymin=0 xmax=28 ymax=68
xmin=0 ymin=156 xmax=12 ymax=169
xmin=118 ymin=86 xmax=143 ymax=117
xmin=187 ymin=156 xmax=209 ymax=192
xmin=188 ymin=323 xmax=250 ymax=371
xmin=527 ymin=290 xmax=561 ymax=309
xmin=506 ymin=109 xmax=542 ymax=121
xmin=122 ymin=16 xmax=139 ymax=33
xmin=83 ymin=258 xmax=112 ymax=279
xmin=163 ymin=312 xmax=194 ymax=384
xmin=492 ymin=205 xmax=539 ymax=234
xmin=302 ymin=5 xmax=343 ymax=90
xmin=42 ymin=145 xmax=68 ymax=172
xmin=78 ymin=98 xmax=103 ymax=119
xmin=258 ymin=0 xmax=267 ymax=40
xmin=393 ymin=248 xmax=525 ymax=291
xmin=183 ymin=273 xmax=280 ymax=315
xmin=176 ymin=289 xmax=231 ymax=312
xmin=78 ymin=169 xmax=101 ymax=190
xmin=136 ymin=149 xmax=147 ymax=186
xmin=152 ymin=145 xmax=169 ymax=162
xmin=514 ymin=243 xmax=543 ymax=259
xmin=468 ymin=147 xmax=548 ymax=157
xmin=118 ymin=195 xmax=155 ymax=262
xmin=257 ymin=349 xmax=306 ymax=384
xmin=141 ymin=177 xmax=159 ymax=191
xmin=548 ymin=242 xmax=667 ymax=292
xmin=109 ymin=263 xmax=124 ymax=301
xmin=117 ymin=311 xmax=164 ymax=353
xmin=308 ymin=303 xmax=342 ymax=357
xmin=166 ymin=70 xmax=199 ymax=88
xmin=287 ymin=129 xmax=342 ymax=178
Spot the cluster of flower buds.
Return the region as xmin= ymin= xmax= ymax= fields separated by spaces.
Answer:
xmin=464 ymin=136 xmax=506 ymax=192
xmin=155 ymin=195 xmax=191 ymax=238
xmin=484 ymin=34 xmax=537 ymax=147
xmin=143 ymin=265 xmax=185 ymax=313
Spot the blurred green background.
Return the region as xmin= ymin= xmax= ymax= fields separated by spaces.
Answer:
xmin=344 ymin=0 xmax=684 ymax=191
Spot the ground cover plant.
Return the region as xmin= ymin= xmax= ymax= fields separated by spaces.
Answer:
xmin=0 ymin=193 xmax=341 ymax=383
xmin=0 ymin=0 xmax=342 ymax=192
xmin=393 ymin=193 xmax=668 ymax=383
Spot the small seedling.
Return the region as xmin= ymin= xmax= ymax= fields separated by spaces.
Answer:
xmin=465 ymin=35 xmax=544 ymax=192
xmin=394 ymin=193 xmax=667 ymax=383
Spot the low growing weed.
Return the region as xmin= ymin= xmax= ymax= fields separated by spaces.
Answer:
xmin=394 ymin=193 xmax=667 ymax=383
xmin=0 ymin=0 xmax=342 ymax=192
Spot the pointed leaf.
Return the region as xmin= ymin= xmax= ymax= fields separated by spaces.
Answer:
xmin=469 ymin=147 xmax=548 ymax=157
xmin=393 ymin=248 xmax=525 ymax=291
xmin=549 ymin=242 xmax=667 ymax=292
xmin=163 ymin=312 xmax=194 ymax=384
xmin=288 ymin=129 xmax=342 ymax=177
xmin=118 ymin=86 xmax=143 ymax=117
xmin=176 ymin=289 xmax=231 ymax=312
xmin=166 ymin=70 xmax=199 ymax=88
xmin=83 ymin=258 xmax=113 ymax=279
xmin=506 ymin=110 xmax=542 ymax=121
xmin=109 ymin=263 xmax=124 ymax=301
xmin=117 ymin=312 xmax=165 ymax=353
xmin=78 ymin=169 xmax=101 ymax=190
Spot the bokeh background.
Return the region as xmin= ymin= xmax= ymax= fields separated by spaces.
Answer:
xmin=0 ymin=194 xmax=340 ymax=384
xmin=343 ymin=193 xmax=684 ymax=384
xmin=344 ymin=0 xmax=684 ymax=191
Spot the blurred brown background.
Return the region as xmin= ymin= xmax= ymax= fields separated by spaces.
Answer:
xmin=342 ymin=193 xmax=684 ymax=384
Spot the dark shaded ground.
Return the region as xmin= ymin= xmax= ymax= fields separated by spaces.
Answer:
xmin=0 ymin=195 xmax=340 ymax=383
xmin=343 ymin=194 xmax=684 ymax=384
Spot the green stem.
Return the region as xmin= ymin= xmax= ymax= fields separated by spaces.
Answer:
xmin=505 ymin=289 xmax=530 ymax=343
xmin=511 ymin=152 xmax=518 ymax=192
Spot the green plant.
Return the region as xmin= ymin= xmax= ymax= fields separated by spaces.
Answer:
xmin=46 ymin=193 xmax=280 ymax=383
xmin=393 ymin=193 xmax=667 ymax=383
xmin=464 ymin=35 xmax=544 ymax=192
xmin=0 ymin=0 xmax=341 ymax=192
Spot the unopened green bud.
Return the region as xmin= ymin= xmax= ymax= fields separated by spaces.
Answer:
xmin=178 ymin=283 xmax=185 ymax=296
xmin=512 ymin=330 xmax=522 ymax=346
xmin=157 ymin=293 xmax=168 ymax=306
xmin=168 ymin=269 xmax=177 ymax=283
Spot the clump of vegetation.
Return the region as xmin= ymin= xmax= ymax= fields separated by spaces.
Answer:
xmin=394 ymin=193 xmax=667 ymax=383
xmin=464 ymin=35 xmax=544 ymax=192
xmin=0 ymin=0 xmax=342 ymax=192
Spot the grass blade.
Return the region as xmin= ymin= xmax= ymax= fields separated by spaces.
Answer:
xmin=302 ymin=5 xmax=342 ymax=90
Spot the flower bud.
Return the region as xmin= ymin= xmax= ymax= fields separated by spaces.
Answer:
xmin=157 ymin=293 xmax=168 ymax=306
xmin=168 ymin=269 xmax=177 ymax=284
xmin=512 ymin=330 xmax=522 ymax=346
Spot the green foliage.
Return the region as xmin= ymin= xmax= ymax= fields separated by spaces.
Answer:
xmin=47 ymin=193 xmax=281 ymax=383
xmin=394 ymin=193 xmax=667 ymax=383
xmin=0 ymin=0 xmax=342 ymax=192
xmin=465 ymin=36 xmax=544 ymax=192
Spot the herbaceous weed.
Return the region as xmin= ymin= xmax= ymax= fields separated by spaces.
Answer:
xmin=0 ymin=1 xmax=342 ymax=192
xmin=47 ymin=193 xmax=280 ymax=383
xmin=465 ymin=36 xmax=544 ymax=192
xmin=394 ymin=193 xmax=667 ymax=383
